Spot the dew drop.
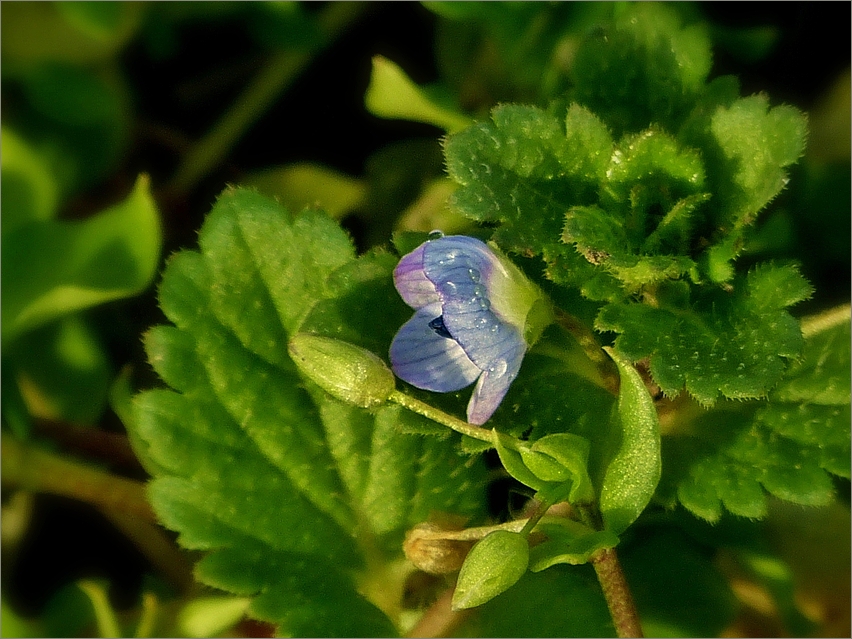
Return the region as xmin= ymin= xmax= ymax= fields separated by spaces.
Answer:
xmin=468 ymin=269 xmax=481 ymax=283
xmin=473 ymin=284 xmax=487 ymax=298
xmin=489 ymin=359 xmax=508 ymax=377
xmin=428 ymin=229 xmax=445 ymax=240
xmin=443 ymin=281 xmax=458 ymax=295
xmin=479 ymin=298 xmax=491 ymax=310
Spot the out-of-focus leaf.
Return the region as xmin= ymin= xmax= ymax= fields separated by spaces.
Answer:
xmin=7 ymin=316 xmax=111 ymax=424
xmin=2 ymin=175 xmax=161 ymax=344
xmin=1 ymin=2 xmax=143 ymax=69
xmin=366 ymin=56 xmax=472 ymax=133
xmin=1 ymin=127 xmax=59 ymax=234
xmin=246 ymin=163 xmax=365 ymax=220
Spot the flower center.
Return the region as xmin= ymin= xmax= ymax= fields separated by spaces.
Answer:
xmin=428 ymin=315 xmax=454 ymax=339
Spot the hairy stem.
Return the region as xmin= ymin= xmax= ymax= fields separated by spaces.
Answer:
xmin=389 ymin=390 xmax=495 ymax=444
xmin=591 ymin=547 xmax=644 ymax=638
xmin=168 ymin=2 xmax=370 ymax=194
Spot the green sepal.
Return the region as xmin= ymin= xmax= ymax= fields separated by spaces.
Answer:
xmin=452 ymin=530 xmax=530 ymax=610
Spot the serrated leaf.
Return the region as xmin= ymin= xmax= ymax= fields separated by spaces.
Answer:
xmin=709 ymin=95 xmax=808 ymax=228
xmin=599 ymin=347 xmax=661 ymax=534
xmin=570 ymin=3 xmax=711 ymax=134
xmin=445 ymin=103 xmax=607 ymax=264
xmin=2 ymin=175 xmax=161 ymax=344
xmin=132 ymin=189 xmax=489 ymax=635
xmin=658 ymin=315 xmax=849 ymax=521
xmin=596 ymin=263 xmax=812 ymax=405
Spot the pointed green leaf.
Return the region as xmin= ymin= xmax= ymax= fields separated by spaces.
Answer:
xmin=599 ymin=347 xmax=661 ymax=534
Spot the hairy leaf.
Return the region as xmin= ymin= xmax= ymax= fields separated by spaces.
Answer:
xmin=596 ymin=263 xmax=813 ymax=404
xmin=132 ymin=188 xmax=487 ymax=635
xmin=657 ymin=312 xmax=850 ymax=521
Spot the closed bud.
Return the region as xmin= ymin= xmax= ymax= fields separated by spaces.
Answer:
xmin=288 ymin=334 xmax=395 ymax=408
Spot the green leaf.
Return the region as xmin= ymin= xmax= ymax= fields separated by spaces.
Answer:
xmin=658 ymin=313 xmax=849 ymax=521
xmin=570 ymin=3 xmax=711 ymax=134
xmin=177 ymin=596 xmax=250 ymax=638
xmin=528 ymin=433 xmax=595 ymax=504
xmin=132 ymin=188 xmax=488 ymax=635
xmin=599 ymin=347 xmax=661 ymax=534
xmin=452 ymin=530 xmax=530 ymax=610
xmin=365 ymin=56 xmax=472 ymax=133
xmin=2 ymin=175 xmax=161 ymax=344
xmin=467 ymin=564 xmax=614 ymax=637
xmin=529 ymin=521 xmax=619 ymax=571
xmin=445 ymin=103 xmax=608 ymax=263
xmin=246 ymin=163 xmax=365 ymax=220
xmin=708 ymin=95 xmax=808 ymax=228
xmin=596 ymin=263 xmax=813 ymax=405
xmin=1 ymin=127 xmax=59 ymax=234
xmin=6 ymin=315 xmax=111 ymax=424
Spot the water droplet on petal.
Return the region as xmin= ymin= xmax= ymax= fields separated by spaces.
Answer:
xmin=489 ymin=359 xmax=508 ymax=377
xmin=443 ymin=281 xmax=457 ymax=295
xmin=480 ymin=299 xmax=491 ymax=310
xmin=468 ymin=269 xmax=481 ymax=283
xmin=428 ymin=230 xmax=445 ymax=240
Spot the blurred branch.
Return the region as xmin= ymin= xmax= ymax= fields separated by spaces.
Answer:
xmin=33 ymin=417 xmax=143 ymax=472
xmin=167 ymin=2 xmax=371 ymax=195
xmin=1 ymin=434 xmax=155 ymax=522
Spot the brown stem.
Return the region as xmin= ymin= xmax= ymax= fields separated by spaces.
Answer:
xmin=590 ymin=547 xmax=644 ymax=638
xmin=33 ymin=418 xmax=143 ymax=472
xmin=1 ymin=435 xmax=156 ymax=523
xmin=406 ymin=585 xmax=471 ymax=638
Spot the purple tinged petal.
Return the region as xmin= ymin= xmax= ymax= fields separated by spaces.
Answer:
xmin=393 ymin=243 xmax=439 ymax=309
xmin=390 ymin=234 xmax=533 ymax=425
xmin=466 ymin=339 xmax=525 ymax=424
xmin=390 ymin=305 xmax=481 ymax=393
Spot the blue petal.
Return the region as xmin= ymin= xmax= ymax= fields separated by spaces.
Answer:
xmin=393 ymin=243 xmax=439 ymax=309
xmin=466 ymin=340 xmax=525 ymax=425
xmin=421 ymin=236 xmax=525 ymax=374
xmin=389 ymin=304 xmax=482 ymax=393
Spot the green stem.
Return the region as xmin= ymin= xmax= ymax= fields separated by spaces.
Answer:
xmin=590 ymin=547 xmax=644 ymax=638
xmin=554 ymin=308 xmax=619 ymax=394
xmin=78 ymin=580 xmax=122 ymax=639
xmin=389 ymin=390 xmax=496 ymax=444
xmin=167 ymin=2 xmax=370 ymax=194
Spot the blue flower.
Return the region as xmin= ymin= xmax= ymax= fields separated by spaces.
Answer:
xmin=390 ymin=234 xmax=551 ymax=425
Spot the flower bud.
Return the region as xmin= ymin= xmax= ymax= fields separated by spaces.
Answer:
xmin=288 ymin=334 xmax=395 ymax=408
